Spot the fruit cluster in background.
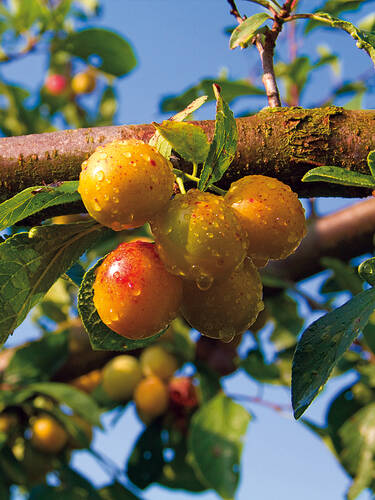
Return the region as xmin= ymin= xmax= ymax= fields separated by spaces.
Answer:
xmin=44 ymin=68 xmax=96 ymax=97
xmin=0 ymin=315 xmax=254 ymax=490
xmin=78 ymin=137 xmax=306 ymax=343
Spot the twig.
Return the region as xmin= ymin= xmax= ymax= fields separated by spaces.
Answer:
xmin=229 ymin=393 xmax=292 ymax=415
xmin=226 ymin=0 xmax=244 ymax=23
xmin=255 ymin=36 xmax=282 ymax=107
xmin=254 ymin=0 xmax=301 ymax=107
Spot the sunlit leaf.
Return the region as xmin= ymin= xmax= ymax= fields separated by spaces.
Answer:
xmin=292 ymin=287 xmax=375 ymax=419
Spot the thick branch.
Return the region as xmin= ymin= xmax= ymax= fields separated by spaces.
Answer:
xmin=265 ymin=197 xmax=375 ymax=282
xmin=0 ymin=108 xmax=374 ymax=205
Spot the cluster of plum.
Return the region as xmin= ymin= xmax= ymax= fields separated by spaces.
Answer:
xmin=45 ymin=69 xmax=96 ymax=97
xmin=78 ymin=138 xmax=306 ymax=342
xmin=0 ymin=407 xmax=92 ymax=484
xmin=99 ymin=345 xmax=197 ymax=423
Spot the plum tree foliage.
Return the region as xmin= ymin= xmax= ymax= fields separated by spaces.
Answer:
xmin=0 ymin=1 xmax=374 ymax=500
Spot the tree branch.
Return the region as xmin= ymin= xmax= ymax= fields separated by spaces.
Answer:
xmin=0 ymin=108 xmax=374 ymax=205
xmin=265 ymin=197 xmax=375 ymax=282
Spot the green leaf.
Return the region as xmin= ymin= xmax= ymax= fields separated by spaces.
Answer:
xmin=362 ymin=312 xmax=375 ymax=356
xmin=241 ymin=349 xmax=280 ymax=384
xmin=64 ymin=28 xmax=137 ymax=77
xmin=267 ymin=293 xmax=304 ymax=351
xmin=153 ymin=122 xmax=209 ymax=165
xmin=229 ymin=13 xmax=271 ymax=49
xmin=0 ymin=446 xmax=27 ymax=485
xmin=310 ymin=13 xmax=375 ymax=67
xmin=0 ymin=221 xmax=104 ymax=347
xmin=3 ymin=330 xmax=69 ymax=385
xmin=367 ymin=150 xmax=375 ymax=178
xmin=99 ymin=482 xmax=141 ymax=500
xmin=27 ymin=382 xmax=101 ymax=426
xmin=292 ymin=287 xmax=375 ymax=419
xmin=0 ymin=181 xmax=80 ymax=230
xmin=188 ymin=393 xmax=250 ymax=499
xmin=158 ymin=430 xmax=206 ymax=492
xmin=78 ymin=257 xmax=166 ymax=352
xmin=0 ymin=388 xmax=36 ymax=411
xmin=358 ymin=257 xmax=375 ymax=286
xmin=149 ymin=96 xmax=207 ymax=159
xmin=127 ymin=422 xmax=164 ymax=489
xmin=305 ymin=1 xmax=370 ymax=33
xmin=339 ymin=403 xmax=375 ymax=499
xmin=302 ymin=165 xmax=375 ymax=188
xmin=198 ymin=86 xmax=237 ymax=191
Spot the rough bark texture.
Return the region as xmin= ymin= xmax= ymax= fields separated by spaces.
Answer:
xmin=0 ymin=107 xmax=375 ymax=204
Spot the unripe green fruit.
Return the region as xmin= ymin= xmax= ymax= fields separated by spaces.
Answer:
xmin=181 ymin=258 xmax=264 ymax=341
xmin=151 ymin=189 xmax=248 ymax=288
xmin=140 ymin=345 xmax=178 ymax=381
xmin=93 ymin=241 xmax=183 ymax=339
xmin=225 ymin=175 xmax=306 ymax=266
xmin=78 ymin=139 xmax=175 ymax=230
xmin=102 ymin=355 xmax=142 ymax=401
xmin=134 ymin=375 xmax=169 ymax=419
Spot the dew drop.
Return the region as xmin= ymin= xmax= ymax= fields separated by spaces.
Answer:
xmin=113 ymin=196 xmax=119 ymax=203
xmin=104 ymin=193 xmax=109 ymax=201
xmin=113 ymin=271 xmax=120 ymax=279
xmin=96 ymin=170 xmax=105 ymax=181
xmin=93 ymin=198 xmax=101 ymax=211
xmin=98 ymin=152 xmax=108 ymax=160
xmin=196 ymin=275 xmax=213 ymax=291
xmin=124 ymin=151 xmax=132 ymax=158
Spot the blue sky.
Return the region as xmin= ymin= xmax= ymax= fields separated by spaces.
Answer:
xmin=4 ymin=1 xmax=375 ymax=499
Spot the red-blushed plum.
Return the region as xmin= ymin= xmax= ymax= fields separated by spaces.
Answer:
xmin=93 ymin=241 xmax=183 ymax=339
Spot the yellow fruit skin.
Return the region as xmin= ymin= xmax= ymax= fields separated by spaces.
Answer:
xmin=93 ymin=241 xmax=183 ymax=339
xmin=30 ymin=415 xmax=68 ymax=454
xmin=78 ymin=139 xmax=175 ymax=230
xmin=134 ymin=375 xmax=169 ymax=418
xmin=181 ymin=258 xmax=264 ymax=341
xmin=71 ymin=72 xmax=96 ymax=94
xmin=70 ymin=369 xmax=102 ymax=394
xmin=151 ymin=189 xmax=248 ymax=286
xmin=225 ymin=175 xmax=306 ymax=264
xmin=140 ymin=345 xmax=178 ymax=380
xmin=102 ymin=355 xmax=142 ymax=401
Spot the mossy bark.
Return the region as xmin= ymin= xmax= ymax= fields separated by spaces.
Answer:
xmin=0 ymin=107 xmax=374 ymax=202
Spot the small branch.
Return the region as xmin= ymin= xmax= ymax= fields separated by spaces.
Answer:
xmin=255 ymin=36 xmax=281 ymax=107
xmin=0 ymin=34 xmax=40 ymax=64
xmin=227 ymin=0 xmax=244 ymax=23
xmin=229 ymin=393 xmax=292 ymax=415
